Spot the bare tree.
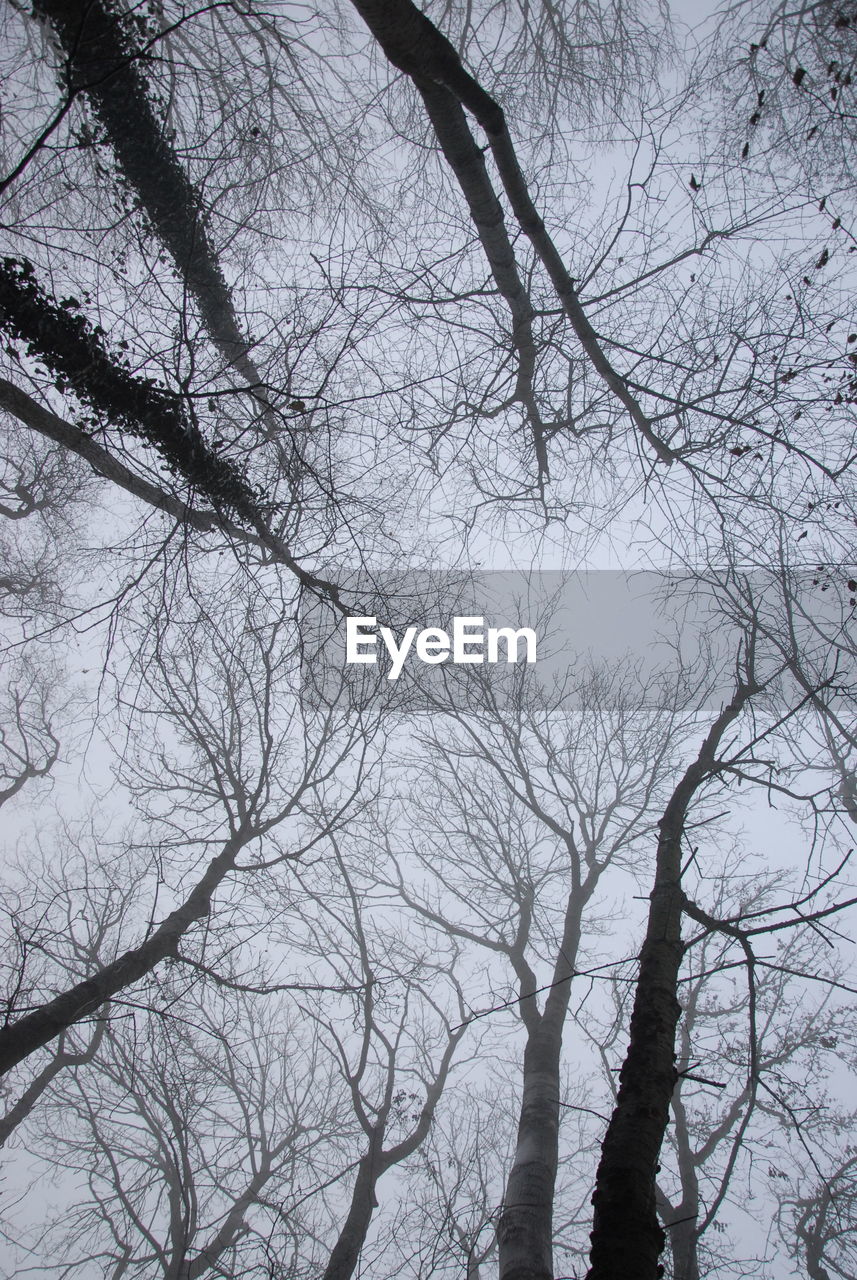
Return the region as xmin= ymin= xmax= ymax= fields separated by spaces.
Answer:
xmin=652 ymin=865 xmax=854 ymax=1280
xmin=0 ymin=656 xmax=61 ymax=809
xmin=779 ymin=1151 xmax=857 ymax=1280
xmin=369 ymin=650 xmax=711 ymax=1280
xmin=0 ymin=583 xmax=377 ymax=1077
xmin=390 ymin=1086 xmax=511 ymax=1280
xmin=262 ymin=824 xmax=472 ymax=1280
xmin=0 ymin=1 xmax=855 ymax=1275
xmin=586 ymin=595 xmax=857 ymax=1280
xmin=11 ymin=982 xmax=345 ymax=1279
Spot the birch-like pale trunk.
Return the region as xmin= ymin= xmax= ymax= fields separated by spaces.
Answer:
xmin=497 ymin=875 xmax=594 ymax=1280
xmin=497 ymin=1022 xmax=564 ymax=1280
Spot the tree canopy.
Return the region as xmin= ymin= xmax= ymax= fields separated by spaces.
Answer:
xmin=0 ymin=1 xmax=855 ymax=1278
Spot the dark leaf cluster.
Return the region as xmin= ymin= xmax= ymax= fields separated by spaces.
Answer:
xmin=0 ymin=257 xmax=259 ymax=519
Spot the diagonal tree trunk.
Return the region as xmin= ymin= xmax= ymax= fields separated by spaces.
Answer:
xmin=414 ymin=79 xmax=548 ymax=484
xmin=0 ymin=832 xmax=245 ymax=1077
xmin=0 ymin=258 xmax=259 ymax=520
xmin=0 ymin=282 xmax=341 ymax=606
xmin=0 ymin=378 xmax=265 ymax=550
xmin=177 ymin=1153 xmax=279 ymax=1280
xmin=32 ymin=0 xmax=263 ymax=394
xmin=346 ymin=0 xmax=676 ymax=466
xmin=30 ymin=0 xmax=306 ymax=484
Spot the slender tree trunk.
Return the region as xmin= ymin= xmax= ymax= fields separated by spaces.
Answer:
xmin=587 ymin=887 xmax=683 ymax=1279
xmin=176 ymin=1162 xmax=269 ymax=1280
xmin=666 ymin=1062 xmax=701 ymax=1280
xmin=320 ymin=1028 xmax=462 ymax=1280
xmin=498 ymin=874 xmax=592 ymax=1280
xmin=586 ymin=682 xmax=756 ymax=1280
xmin=415 ymin=80 xmax=546 ymax=479
xmin=497 ymin=1021 xmax=563 ymax=1280
xmin=346 ymin=0 xmax=676 ymax=465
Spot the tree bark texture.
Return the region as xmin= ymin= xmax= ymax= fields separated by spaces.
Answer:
xmin=497 ymin=1023 xmax=563 ymax=1280
xmin=0 ymin=378 xmax=343 ymax=608
xmin=32 ymin=0 xmax=256 ymax=383
xmin=586 ymin=682 xmax=756 ymax=1280
xmin=0 ymin=260 xmax=259 ymax=519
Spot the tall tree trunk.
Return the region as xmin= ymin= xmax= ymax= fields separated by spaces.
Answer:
xmin=32 ymin=0 xmax=255 ymax=384
xmin=661 ymin=1024 xmax=701 ymax=1280
xmin=586 ymin=681 xmax=756 ymax=1280
xmin=670 ymin=1219 xmax=701 ymax=1280
xmin=497 ymin=872 xmax=593 ymax=1280
xmin=321 ymin=1026 xmax=463 ymax=1280
xmin=497 ymin=1021 xmax=563 ymax=1280
xmin=805 ymin=1230 xmax=833 ymax=1280
xmin=31 ymin=0 xmax=300 ymax=476
xmin=322 ymin=1145 xmax=384 ymax=1280
xmin=346 ymin=0 xmax=676 ymax=465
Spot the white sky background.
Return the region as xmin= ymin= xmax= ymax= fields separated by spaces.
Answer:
xmin=0 ymin=0 xmax=855 ymax=1276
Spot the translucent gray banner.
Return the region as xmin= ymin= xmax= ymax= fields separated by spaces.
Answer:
xmin=298 ymin=569 xmax=856 ymax=714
